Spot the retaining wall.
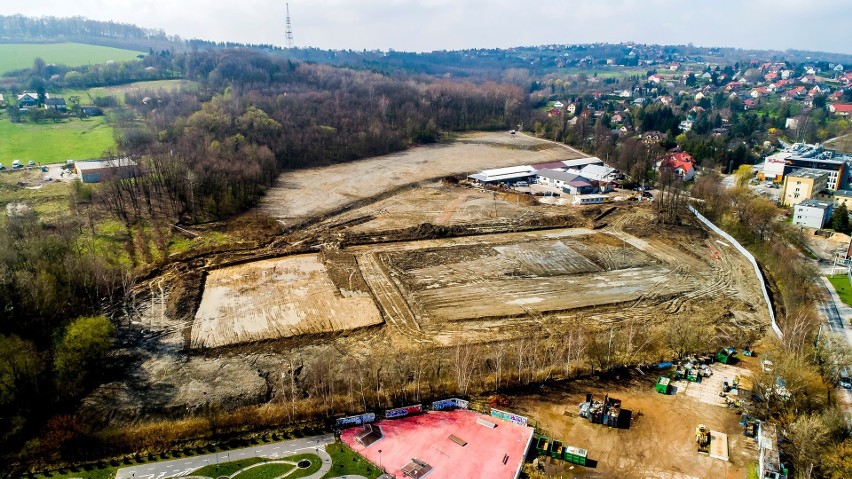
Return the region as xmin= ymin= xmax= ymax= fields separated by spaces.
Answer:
xmin=688 ymin=205 xmax=782 ymax=339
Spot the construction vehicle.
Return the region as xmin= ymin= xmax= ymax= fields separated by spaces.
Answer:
xmin=696 ymin=424 xmax=711 ymax=454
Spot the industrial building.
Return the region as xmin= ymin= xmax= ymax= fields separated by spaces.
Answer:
xmin=761 ymin=143 xmax=851 ymax=190
xmin=535 ymin=169 xmax=595 ymax=194
xmin=780 ymin=168 xmax=829 ymax=206
xmin=467 ymin=165 xmax=537 ymax=185
xmin=74 ymin=158 xmax=140 ymax=183
xmin=792 ymin=199 xmax=834 ymax=229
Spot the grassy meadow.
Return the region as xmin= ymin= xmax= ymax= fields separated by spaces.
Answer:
xmin=0 ymin=42 xmax=143 ymax=74
xmin=0 ymin=116 xmax=116 ymax=164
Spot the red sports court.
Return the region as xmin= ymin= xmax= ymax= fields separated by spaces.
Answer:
xmin=341 ymin=409 xmax=534 ymax=479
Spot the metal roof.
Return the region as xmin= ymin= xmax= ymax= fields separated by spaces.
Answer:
xmin=75 ymin=158 xmax=138 ymax=171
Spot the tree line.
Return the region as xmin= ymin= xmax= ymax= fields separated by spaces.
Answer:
xmin=102 ymin=50 xmax=526 ymax=223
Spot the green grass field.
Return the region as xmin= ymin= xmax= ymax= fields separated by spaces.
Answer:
xmin=0 ymin=42 xmax=143 ymax=74
xmin=0 ymin=116 xmax=116 ymax=164
xmin=322 ymin=443 xmax=382 ymax=479
xmin=827 ymin=274 xmax=852 ymax=307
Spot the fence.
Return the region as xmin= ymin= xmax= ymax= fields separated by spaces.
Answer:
xmin=688 ymin=205 xmax=783 ymax=339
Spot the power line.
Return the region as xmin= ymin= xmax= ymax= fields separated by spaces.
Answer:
xmin=285 ymin=3 xmax=294 ymax=48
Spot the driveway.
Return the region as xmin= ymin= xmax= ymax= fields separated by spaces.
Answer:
xmin=115 ymin=435 xmax=335 ymax=479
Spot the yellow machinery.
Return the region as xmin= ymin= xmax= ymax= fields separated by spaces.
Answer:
xmin=695 ymin=424 xmax=711 ymax=454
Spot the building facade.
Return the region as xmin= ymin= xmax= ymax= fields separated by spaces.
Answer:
xmin=781 ymin=169 xmax=829 ymax=206
xmin=792 ymin=199 xmax=834 ymax=229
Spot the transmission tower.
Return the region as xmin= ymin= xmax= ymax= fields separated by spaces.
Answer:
xmin=285 ymin=3 xmax=294 ymax=48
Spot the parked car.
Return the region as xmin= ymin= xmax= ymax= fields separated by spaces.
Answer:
xmin=11 ymin=160 xmax=22 ymax=169
xmin=27 ymin=160 xmax=35 ymax=166
xmin=515 ymin=181 xmax=529 ymax=187
xmin=0 ymin=163 xmax=5 ymax=170
xmin=841 ymin=368 xmax=851 ymax=389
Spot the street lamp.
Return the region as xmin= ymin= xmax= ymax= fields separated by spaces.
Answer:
xmin=378 ymin=449 xmax=383 ymax=471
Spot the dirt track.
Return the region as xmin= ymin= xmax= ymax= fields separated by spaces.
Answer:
xmin=259 ymin=131 xmax=585 ymax=226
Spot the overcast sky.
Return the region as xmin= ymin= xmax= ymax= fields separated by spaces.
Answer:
xmin=11 ymin=0 xmax=852 ymax=55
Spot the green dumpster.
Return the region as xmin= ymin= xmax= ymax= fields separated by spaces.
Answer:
xmin=656 ymin=376 xmax=671 ymax=394
xmin=564 ymin=445 xmax=587 ymax=466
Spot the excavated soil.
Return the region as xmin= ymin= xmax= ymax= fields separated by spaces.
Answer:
xmin=85 ymin=133 xmax=771 ymax=430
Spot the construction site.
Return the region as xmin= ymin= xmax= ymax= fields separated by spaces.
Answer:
xmin=82 ymin=132 xmax=774 ymax=478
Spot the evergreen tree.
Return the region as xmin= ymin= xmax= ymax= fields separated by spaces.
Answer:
xmin=831 ymin=203 xmax=850 ymax=234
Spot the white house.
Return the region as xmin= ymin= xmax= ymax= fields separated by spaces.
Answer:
xmin=553 ymin=100 xmax=565 ymax=109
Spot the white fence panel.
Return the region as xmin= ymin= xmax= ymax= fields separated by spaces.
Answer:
xmin=688 ymin=205 xmax=782 ymax=339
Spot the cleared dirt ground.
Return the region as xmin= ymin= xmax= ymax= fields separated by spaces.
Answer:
xmin=259 ymin=131 xmax=585 ymax=227
xmin=192 ymin=254 xmax=382 ymax=348
xmin=515 ymin=365 xmax=757 ymax=479
xmin=87 ymin=133 xmax=771 ymax=435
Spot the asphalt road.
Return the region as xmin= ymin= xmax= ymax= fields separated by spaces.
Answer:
xmin=115 ymin=434 xmax=334 ymax=479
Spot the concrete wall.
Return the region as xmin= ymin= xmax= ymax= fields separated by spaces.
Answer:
xmin=688 ymin=205 xmax=782 ymax=339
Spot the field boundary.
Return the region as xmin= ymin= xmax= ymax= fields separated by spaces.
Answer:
xmin=688 ymin=205 xmax=781 ymax=338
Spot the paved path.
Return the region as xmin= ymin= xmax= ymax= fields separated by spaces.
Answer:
xmin=817 ymin=265 xmax=852 ymax=344
xmin=115 ymin=435 xmax=334 ymax=479
xmin=816 ymin=265 xmax=852 ymax=411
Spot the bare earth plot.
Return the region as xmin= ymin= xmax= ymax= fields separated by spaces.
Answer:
xmin=86 ymin=133 xmax=770 ymax=428
xmin=192 ymin=254 xmax=382 ymax=348
xmin=259 ymin=131 xmax=584 ymax=226
xmin=515 ymin=373 xmax=755 ymax=479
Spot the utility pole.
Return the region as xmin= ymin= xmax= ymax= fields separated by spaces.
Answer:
xmin=285 ymin=3 xmax=295 ymax=48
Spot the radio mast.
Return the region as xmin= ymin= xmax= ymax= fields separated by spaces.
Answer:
xmin=285 ymin=3 xmax=294 ymax=48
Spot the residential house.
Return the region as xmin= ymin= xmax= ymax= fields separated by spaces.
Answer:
xmin=566 ymin=103 xmax=578 ymax=115
xmin=694 ymin=92 xmax=706 ymax=101
xmin=17 ymin=92 xmax=44 ymax=108
xmin=834 ymin=64 xmax=844 ymax=72
xmin=781 ymin=168 xmax=830 ymax=206
xmin=785 ymin=118 xmax=799 ymax=130
xmin=679 ymin=119 xmax=694 ymax=132
xmin=792 ymin=199 xmax=834 ymax=229
xmin=633 ymin=97 xmax=647 ymax=106
xmin=611 ymin=112 xmax=624 ymax=123
xmin=658 ymin=152 xmax=696 ymax=181
xmin=659 ymin=95 xmax=673 ymax=105
xmin=618 ymin=90 xmax=632 ymax=98
xmin=750 ymin=87 xmax=769 ymax=98
xmin=641 ymin=131 xmax=668 ymax=145
xmin=0 ymin=94 xmax=5 ymax=107
xmin=547 ymin=108 xmax=561 ymax=117
xmin=648 ymin=74 xmax=663 ymax=84
xmin=701 ymin=72 xmax=713 ymax=80
xmin=44 ymin=97 xmax=67 ymax=111
xmin=744 ymin=99 xmax=756 ymax=110
xmin=553 ymin=100 xmax=565 ymax=109
xmin=829 ymin=104 xmax=852 ymax=116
